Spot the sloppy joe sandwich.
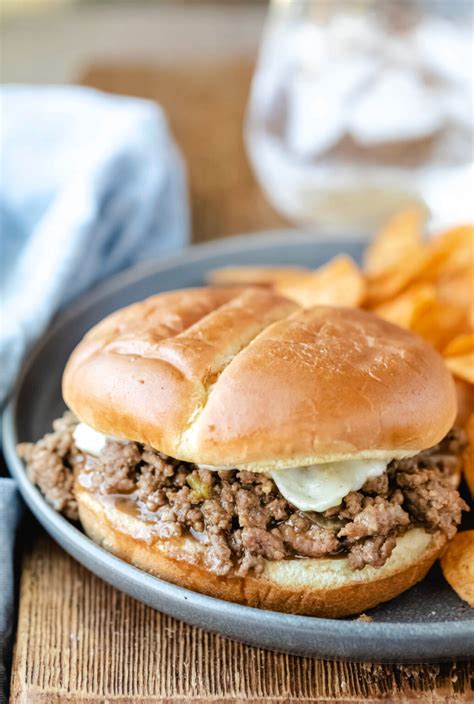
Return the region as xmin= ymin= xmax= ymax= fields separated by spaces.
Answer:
xmin=19 ymin=287 xmax=469 ymax=617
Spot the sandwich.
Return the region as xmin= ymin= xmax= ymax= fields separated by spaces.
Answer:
xmin=19 ymin=287 xmax=469 ymax=617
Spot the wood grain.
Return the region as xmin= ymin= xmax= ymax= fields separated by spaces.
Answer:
xmin=11 ymin=531 xmax=473 ymax=703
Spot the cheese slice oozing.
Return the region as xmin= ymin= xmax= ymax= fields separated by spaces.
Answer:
xmin=73 ymin=423 xmax=109 ymax=457
xmin=270 ymin=460 xmax=388 ymax=513
xmin=73 ymin=423 xmax=390 ymax=512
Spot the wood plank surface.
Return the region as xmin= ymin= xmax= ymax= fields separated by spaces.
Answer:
xmin=11 ymin=530 xmax=473 ymax=703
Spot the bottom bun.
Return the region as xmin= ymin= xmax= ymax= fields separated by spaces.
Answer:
xmin=76 ymin=484 xmax=447 ymax=618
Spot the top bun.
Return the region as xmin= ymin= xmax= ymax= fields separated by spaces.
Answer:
xmin=63 ymin=287 xmax=456 ymax=470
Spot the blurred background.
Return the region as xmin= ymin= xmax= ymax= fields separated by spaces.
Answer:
xmin=1 ymin=0 xmax=278 ymax=244
xmin=2 ymin=0 xmax=473 ymax=243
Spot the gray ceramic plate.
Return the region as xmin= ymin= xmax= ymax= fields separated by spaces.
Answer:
xmin=3 ymin=231 xmax=474 ymax=663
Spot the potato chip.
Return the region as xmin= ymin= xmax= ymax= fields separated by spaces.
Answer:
xmin=421 ymin=225 xmax=474 ymax=282
xmin=373 ymin=283 xmax=436 ymax=329
xmin=436 ymin=269 xmax=474 ymax=326
xmin=364 ymin=207 xmax=427 ymax=305
xmin=440 ymin=530 xmax=474 ymax=607
xmin=276 ymin=255 xmax=366 ymax=308
xmin=366 ymin=269 xmax=423 ymax=307
xmin=410 ymin=299 xmax=470 ymax=352
xmin=443 ymin=334 xmax=474 ymax=384
xmin=444 ymin=334 xmax=474 ymax=358
xmin=207 ymin=266 xmax=309 ymax=288
xmin=454 ymin=379 xmax=474 ymax=427
xmin=364 ymin=207 xmax=425 ymax=276
xmin=463 ymin=414 xmax=474 ymax=500
xmin=445 ymin=357 xmax=474 ymax=385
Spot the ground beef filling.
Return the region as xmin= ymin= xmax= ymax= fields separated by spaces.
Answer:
xmin=18 ymin=418 xmax=469 ymax=576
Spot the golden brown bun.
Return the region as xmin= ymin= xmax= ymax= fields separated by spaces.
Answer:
xmin=63 ymin=287 xmax=456 ymax=469
xmin=76 ymin=483 xmax=446 ymax=617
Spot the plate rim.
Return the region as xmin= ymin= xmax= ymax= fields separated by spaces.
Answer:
xmin=3 ymin=229 xmax=473 ymax=650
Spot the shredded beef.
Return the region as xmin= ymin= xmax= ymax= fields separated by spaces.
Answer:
xmin=19 ymin=420 xmax=469 ymax=576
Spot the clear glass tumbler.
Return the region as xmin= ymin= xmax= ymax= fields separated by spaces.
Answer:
xmin=246 ymin=0 xmax=473 ymax=234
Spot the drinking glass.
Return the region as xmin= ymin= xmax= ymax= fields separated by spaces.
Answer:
xmin=246 ymin=0 xmax=473 ymax=234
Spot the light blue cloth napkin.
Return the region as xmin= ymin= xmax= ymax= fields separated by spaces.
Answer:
xmin=0 ymin=85 xmax=190 ymax=405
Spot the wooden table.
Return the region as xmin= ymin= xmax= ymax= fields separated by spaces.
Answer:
xmin=12 ymin=529 xmax=474 ymax=703
xmin=11 ymin=59 xmax=474 ymax=703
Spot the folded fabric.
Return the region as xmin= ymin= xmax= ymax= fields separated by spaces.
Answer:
xmin=0 ymin=85 xmax=190 ymax=405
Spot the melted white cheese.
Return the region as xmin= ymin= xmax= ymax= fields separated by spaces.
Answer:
xmin=271 ymin=459 xmax=388 ymax=512
xmin=198 ymin=464 xmax=233 ymax=471
xmin=73 ymin=423 xmax=110 ymax=456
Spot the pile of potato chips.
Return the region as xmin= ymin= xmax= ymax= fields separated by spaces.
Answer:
xmin=209 ymin=208 xmax=474 ymax=606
